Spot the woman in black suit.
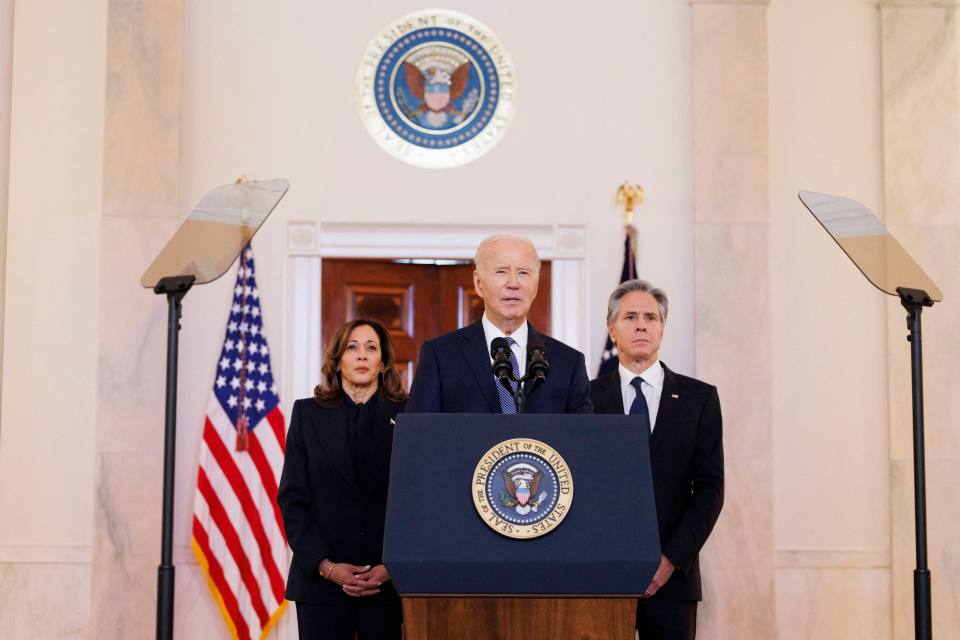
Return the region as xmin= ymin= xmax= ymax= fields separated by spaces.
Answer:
xmin=277 ymin=318 xmax=406 ymax=640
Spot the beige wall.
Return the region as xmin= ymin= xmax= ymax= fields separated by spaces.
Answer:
xmin=880 ymin=2 xmax=960 ymax=636
xmin=0 ymin=0 xmax=107 ymax=637
xmin=769 ymin=1 xmax=892 ymax=637
xmin=690 ymin=1 xmax=775 ymax=637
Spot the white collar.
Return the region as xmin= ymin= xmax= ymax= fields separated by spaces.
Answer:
xmin=481 ymin=313 xmax=528 ymax=353
xmin=618 ymin=359 xmax=663 ymax=389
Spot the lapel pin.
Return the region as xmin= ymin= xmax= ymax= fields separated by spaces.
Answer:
xmin=389 ymin=418 xmax=396 ymax=426
xmin=671 ymin=394 xmax=679 ymax=399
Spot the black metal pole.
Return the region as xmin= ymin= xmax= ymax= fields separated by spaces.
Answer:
xmin=899 ymin=287 xmax=933 ymax=640
xmin=153 ymin=276 xmax=194 ymax=640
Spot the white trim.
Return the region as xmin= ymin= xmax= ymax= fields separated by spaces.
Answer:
xmin=283 ymin=221 xmax=590 ymax=407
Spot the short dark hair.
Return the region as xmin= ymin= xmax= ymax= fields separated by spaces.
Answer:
xmin=314 ymin=318 xmax=407 ymax=406
xmin=606 ymin=279 xmax=668 ymax=325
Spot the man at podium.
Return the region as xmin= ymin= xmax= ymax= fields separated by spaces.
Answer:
xmin=591 ymin=279 xmax=724 ymax=640
xmin=407 ymin=234 xmax=592 ymax=414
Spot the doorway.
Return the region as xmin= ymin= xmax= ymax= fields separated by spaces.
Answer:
xmin=321 ymin=258 xmax=552 ymax=388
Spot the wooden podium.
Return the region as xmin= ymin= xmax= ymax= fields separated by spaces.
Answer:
xmin=402 ymin=597 xmax=636 ymax=640
xmin=384 ymin=415 xmax=658 ymax=640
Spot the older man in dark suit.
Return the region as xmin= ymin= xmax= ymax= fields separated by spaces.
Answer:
xmin=590 ymin=279 xmax=724 ymax=640
xmin=407 ymin=234 xmax=592 ymax=414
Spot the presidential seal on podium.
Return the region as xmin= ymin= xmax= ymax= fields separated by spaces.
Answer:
xmin=356 ymin=9 xmax=516 ymax=169
xmin=472 ymin=438 xmax=573 ymax=540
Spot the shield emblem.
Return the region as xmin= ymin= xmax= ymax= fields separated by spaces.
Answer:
xmin=516 ymin=486 xmax=530 ymax=505
xmin=425 ymin=84 xmax=450 ymax=111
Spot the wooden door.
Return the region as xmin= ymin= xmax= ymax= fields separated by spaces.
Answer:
xmin=321 ymin=259 xmax=551 ymax=389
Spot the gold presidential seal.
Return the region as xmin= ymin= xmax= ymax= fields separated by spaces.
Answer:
xmin=356 ymin=9 xmax=516 ymax=169
xmin=472 ymin=438 xmax=573 ymax=540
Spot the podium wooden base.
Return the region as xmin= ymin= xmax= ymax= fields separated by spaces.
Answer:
xmin=402 ymin=597 xmax=637 ymax=640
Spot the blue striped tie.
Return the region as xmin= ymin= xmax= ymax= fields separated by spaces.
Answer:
xmin=496 ymin=337 xmax=520 ymax=414
xmin=629 ymin=376 xmax=651 ymax=436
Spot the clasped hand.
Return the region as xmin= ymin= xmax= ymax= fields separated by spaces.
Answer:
xmin=324 ymin=562 xmax=390 ymax=597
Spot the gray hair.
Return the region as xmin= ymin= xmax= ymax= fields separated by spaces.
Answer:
xmin=606 ymin=279 xmax=668 ymax=325
xmin=474 ymin=234 xmax=541 ymax=272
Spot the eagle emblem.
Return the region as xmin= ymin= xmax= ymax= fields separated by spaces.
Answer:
xmin=358 ymin=10 xmax=516 ymax=168
xmin=396 ymin=46 xmax=481 ymax=130
xmin=499 ymin=462 xmax=548 ymax=516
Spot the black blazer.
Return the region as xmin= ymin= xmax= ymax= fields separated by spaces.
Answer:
xmin=590 ymin=364 xmax=724 ymax=601
xmin=277 ymin=396 xmax=404 ymax=604
xmin=406 ymin=320 xmax=593 ymax=414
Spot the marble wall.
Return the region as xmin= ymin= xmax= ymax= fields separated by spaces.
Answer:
xmin=0 ymin=0 xmax=107 ymax=637
xmin=880 ymin=1 xmax=960 ymax=637
xmin=0 ymin=0 xmax=11 ymax=390
xmin=769 ymin=1 xmax=893 ymax=638
xmin=89 ymin=1 xmax=185 ymax=638
xmin=690 ymin=1 xmax=776 ymax=637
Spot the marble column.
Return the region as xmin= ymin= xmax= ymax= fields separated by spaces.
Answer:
xmin=880 ymin=1 xmax=960 ymax=637
xmin=0 ymin=0 xmax=107 ymax=637
xmin=0 ymin=0 xmax=12 ymax=391
xmin=88 ymin=1 xmax=187 ymax=637
xmin=690 ymin=1 xmax=775 ymax=638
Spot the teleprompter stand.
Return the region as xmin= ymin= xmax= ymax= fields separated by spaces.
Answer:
xmin=153 ymin=275 xmax=194 ymax=640
xmin=141 ymin=178 xmax=289 ymax=640
xmin=799 ymin=191 xmax=943 ymax=640
xmin=898 ymin=286 xmax=934 ymax=640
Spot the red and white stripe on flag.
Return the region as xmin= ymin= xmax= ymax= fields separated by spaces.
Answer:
xmin=191 ymin=246 xmax=288 ymax=639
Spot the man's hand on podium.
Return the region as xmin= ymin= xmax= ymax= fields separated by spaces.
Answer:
xmin=640 ymin=554 xmax=675 ymax=598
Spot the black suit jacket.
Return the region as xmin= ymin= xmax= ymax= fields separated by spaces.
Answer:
xmin=590 ymin=364 xmax=723 ymax=601
xmin=406 ymin=320 xmax=593 ymax=414
xmin=276 ymin=396 xmax=403 ymax=604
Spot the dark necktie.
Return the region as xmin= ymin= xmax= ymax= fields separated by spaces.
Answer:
xmin=496 ymin=337 xmax=521 ymax=415
xmin=629 ymin=376 xmax=651 ymax=436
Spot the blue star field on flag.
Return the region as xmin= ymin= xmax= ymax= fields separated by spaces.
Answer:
xmin=212 ymin=245 xmax=279 ymax=444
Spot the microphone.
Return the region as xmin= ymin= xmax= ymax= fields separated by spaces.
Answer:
xmin=490 ymin=337 xmax=514 ymax=385
xmin=526 ymin=340 xmax=550 ymax=397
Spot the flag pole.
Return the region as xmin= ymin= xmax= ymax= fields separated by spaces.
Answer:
xmin=597 ymin=181 xmax=645 ymax=376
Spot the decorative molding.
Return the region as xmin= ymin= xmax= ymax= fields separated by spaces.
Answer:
xmin=775 ymin=549 xmax=890 ymax=569
xmin=554 ymin=225 xmax=588 ymax=257
xmin=287 ymin=222 xmax=584 ymax=260
xmin=0 ymin=545 xmax=92 ymax=564
xmin=287 ymin=221 xmax=317 ymax=253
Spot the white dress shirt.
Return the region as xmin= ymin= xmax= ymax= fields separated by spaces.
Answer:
xmin=618 ymin=360 xmax=664 ymax=432
xmin=481 ymin=313 xmax=527 ymax=377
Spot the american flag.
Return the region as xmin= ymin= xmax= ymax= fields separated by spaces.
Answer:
xmin=597 ymin=225 xmax=638 ymax=377
xmin=191 ymin=245 xmax=288 ymax=639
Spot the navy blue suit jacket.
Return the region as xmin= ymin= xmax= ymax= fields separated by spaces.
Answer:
xmin=406 ymin=320 xmax=593 ymax=414
xmin=590 ymin=364 xmax=724 ymax=601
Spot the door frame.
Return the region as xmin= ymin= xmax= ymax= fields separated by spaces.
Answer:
xmin=283 ymin=221 xmax=590 ymax=401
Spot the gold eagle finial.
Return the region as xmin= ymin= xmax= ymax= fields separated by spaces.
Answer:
xmin=616 ymin=180 xmax=644 ymax=226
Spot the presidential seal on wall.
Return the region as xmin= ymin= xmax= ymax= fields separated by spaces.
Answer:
xmin=356 ymin=9 xmax=516 ymax=169
xmin=472 ymin=438 xmax=573 ymax=540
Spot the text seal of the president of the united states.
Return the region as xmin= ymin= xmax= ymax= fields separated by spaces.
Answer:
xmin=356 ymin=9 xmax=516 ymax=169
xmin=472 ymin=438 xmax=573 ymax=540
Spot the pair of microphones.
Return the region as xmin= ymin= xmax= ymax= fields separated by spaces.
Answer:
xmin=490 ymin=337 xmax=550 ymax=411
